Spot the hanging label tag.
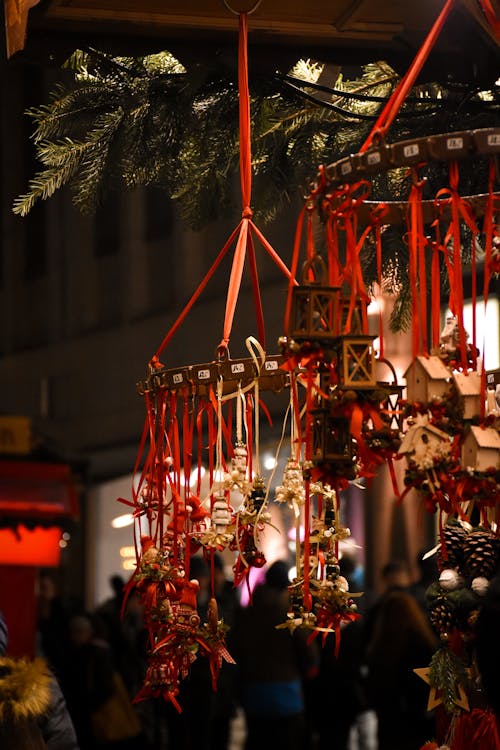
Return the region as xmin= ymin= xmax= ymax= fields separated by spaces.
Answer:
xmin=403 ymin=144 xmax=419 ymax=158
xmin=264 ymin=359 xmax=279 ymax=371
xmin=390 ymin=137 xmax=428 ymax=166
xmin=446 ymin=137 xmax=463 ymax=150
xmin=427 ymin=132 xmax=471 ymax=160
xmin=366 ymin=151 xmax=381 ymax=165
xmin=258 ymin=356 xmax=287 ymax=392
xmin=166 ymin=368 xmax=189 ymax=389
xmin=190 ymin=363 xmax=219 ymax=385
xmin=339 ymin=159 xmax=352 ymax=176
xmin=220 ymin=357 xmax=255 ymax=384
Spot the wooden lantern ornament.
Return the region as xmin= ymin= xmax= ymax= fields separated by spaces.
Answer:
xmin=310 ymin=410 xmax=354 ymax=468
xmin=290 ymin=256 xmax=341 ymax=343
xmin=335 ymin=335 xmax=377 ymax=390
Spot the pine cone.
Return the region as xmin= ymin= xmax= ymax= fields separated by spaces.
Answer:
xmin=461 ymin=528 xmax=500 ymax=580
xmin=428 ymin=595 xmax=455 ymax=635
xmin=437 ymin=522 xmax=466 ymax=571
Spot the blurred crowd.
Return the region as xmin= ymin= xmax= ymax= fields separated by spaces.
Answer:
xmin=1 ymin=549 xmax=498 ymax=749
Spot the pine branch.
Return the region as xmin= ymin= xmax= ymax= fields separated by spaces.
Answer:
xmin=428 ymin=647 xmax=469 ymax=715
xmin=11 ymin=46 xmax=499 ymax=327
xmin=13 ymin=140 xmax=89 ymax=215
xmin=72 ymin=109 xmax=125 ymax=211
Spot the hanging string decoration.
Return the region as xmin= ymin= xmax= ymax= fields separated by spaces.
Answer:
xmin=274 ymin=0 xmax=500 ymax=739
xmin=119 ymin=10 xmax=294 ymax=710
xmin=274 ymin=173 xmax=404 ymax=647
xmin=413 ymin=519 xmax=500 ymax=748
xmin=117 ymin=0 xmax=500 ymax=723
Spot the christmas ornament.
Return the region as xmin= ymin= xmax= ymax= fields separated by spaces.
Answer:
xmin=439 ymin=569 xmax=462 ymax=592
xmin=470 ymin=577 xmax=489 ymax=596
xmin=119 ymin=0 xmax=500 ymax=724
xmin=121 ymin=10 xmax=293 ymax=708
xmin=414 ymin=647 xmax=470 ymax=714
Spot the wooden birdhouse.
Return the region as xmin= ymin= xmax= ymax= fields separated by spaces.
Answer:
xmin=335 ymin=335 xmax=376 ymax=390
xmin=452 ymin=371 xmax=482 ymax=420
xmin=311 ymin=410 xmax=354 ymax=466
xmin=398 ymin=417 xmax=450 ymax=466
xmin=290 ymin=256 xmax=340 ymax=342
xmin=404 ymin=356 xmax=451 ymax=404
xmin=462 ymin=426 xmax=500 ymax=472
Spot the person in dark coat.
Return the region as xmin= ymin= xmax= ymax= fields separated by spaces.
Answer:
xmin=0 ymin=609 xmax=79 ymax=750
xmin=228 ymin=560 xmax=319 ymax=750
xmin=475 ymin=575 xmax=500 ymax=721
xmin=365 ymin=590 xmax=438 ymax=750
xmin=61 ymin=613 xmax=142 ymax=750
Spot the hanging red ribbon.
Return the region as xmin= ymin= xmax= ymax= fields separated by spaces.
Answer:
xmin=360 ymin=0 xmax=457 ymax=151
xmin=218 ymin=11 xmax=295 ymax=353
xmin=435 ymin=162 xmax=480 ymax=370
xmin=372 ymin=204 xmax=390 ymax=359
xmin=150 ymin=12 xmax=295 ymax=365
xmin=477 ymin=0 xmax=500 ymax=40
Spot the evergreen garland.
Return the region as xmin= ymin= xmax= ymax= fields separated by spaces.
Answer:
xmin=11 ymin=48 xmax=500 ymax=329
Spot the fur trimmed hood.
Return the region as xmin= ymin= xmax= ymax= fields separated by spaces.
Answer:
xmin=0 ymin=657 xmax=52 ymax=722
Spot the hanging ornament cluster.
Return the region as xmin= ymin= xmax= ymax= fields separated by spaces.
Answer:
xmin=334 ymin=5 xmax=500 ymax=748
xmin=273 ymin=0 xmax=500 ymax=741
xmin=119 ymin=10 xmax=295 ymax=709
xmin=413 ymin=520 xmax=500 ymax=748
xmin=274 ymin=225 xmax=403 ymax=646
xmin=399 ymin=332 xmax=500 ymax=519
xmin=118 ymin=0 xmax=500 ymax=723
xmin=127 ymin=343 xmax=289 ymax=708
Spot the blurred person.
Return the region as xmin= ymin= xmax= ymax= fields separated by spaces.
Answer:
xmin=93 ymin=575 xmax=145 ymax=698
xmin=308 ymin=554 xmax=375 ymax=750
xmin=475 ymin=575 xmax=500 ymax=721
xmin=362 ymin=559 xmax=413 ymax=649
xmin=210 ymin=553 xmax=239 ymax=750
xmin=409 ymin=550 xmax=439 ymax=614
xmin=61 ymin=613 xmax=141 ymax=750
xmin=228 ymin=560 xmax=319 ymax=750
xmin=380 ymin=559 xmax=412 ymax=591
xmin=36 ymin=571 xmax=72 ymax=677
xmin=0 ymin=608 xmax=79 ymax=750
xmin=365 ymin=590 xmax=438 ymax=750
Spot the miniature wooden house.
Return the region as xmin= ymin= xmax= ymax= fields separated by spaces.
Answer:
xmin=404 ymin=356 xmax=451 ymax=404
xmin=462 ymin=426 xmax=500 ymax=472
xmin=398 ymin=418 xmax=450 ymax=467
xmin=452 ymin=371 xmax=482 ymax=420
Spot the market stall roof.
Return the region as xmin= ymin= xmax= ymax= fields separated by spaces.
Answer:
xmin=5 ymin=0 xmax=500 ymax=83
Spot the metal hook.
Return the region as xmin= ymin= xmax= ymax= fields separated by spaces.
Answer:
xmin=221 ymin=0 xmax=263 ymax=15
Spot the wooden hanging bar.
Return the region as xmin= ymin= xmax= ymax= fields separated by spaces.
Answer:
xmin=136 ymin=353 xmax=288 ymax=396
xmin=316 ymin=126 xmax=500 ymax=194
